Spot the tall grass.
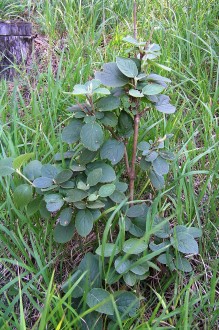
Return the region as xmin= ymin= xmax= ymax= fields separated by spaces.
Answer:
xmin=0 ymin=0 xmax=218 ymax=328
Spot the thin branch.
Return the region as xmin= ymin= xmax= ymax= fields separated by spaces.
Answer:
xmin=124 ymin=142 xmax=130 ymax=174
xmin=129 ymin=113 xmax=140 ymax=203
xmin=133 ymin=0 xmax=137 ymax=40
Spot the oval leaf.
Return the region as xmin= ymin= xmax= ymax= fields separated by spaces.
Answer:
xmin=75 ymin=209 xmax=94 ymax=237
xmin=54 ymin=222 xmax=75 ymax=243
xmin=80 ymin=122 xmax=104 ymax=151
xmin=59 ymin=207 xmax=72 ymax=226
xmin=116 ymin=57 xmax=138 ymax=78
xmin=86 ymin=288 xmax=114 ymax=315
xmin=14 ymin=184 xmax=32 ymax=208
xmin=122 ymin=238 xmax=147 ymax=254
xmin=100 ymin=139 xmax=125 ymax=165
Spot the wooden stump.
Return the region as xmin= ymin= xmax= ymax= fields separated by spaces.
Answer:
xmin=0 ymin=21 xmax=32 ymax=80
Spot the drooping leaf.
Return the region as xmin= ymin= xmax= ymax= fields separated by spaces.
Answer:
xmin=13 ymin=184 xmax=32 ymax=208
xmin=100 ymin=112 xmax=118 ymax=127
xmin=149 ymin=170 xmax=165 ymax=189
xmin=75 ymin=209 xmax=94 ymax=237
xmin=149 ymin=241 xmax=170 ymax=252
xmin=96 ymin=243 xmax=120 ymax=257
xmin=59 ymin=207 xmax=72 ymax=226
xmin=153 ymin=156 xmax=169 ymax=175
xmin=54 ymin=221 xmax=75 ymax=243
xmin=171 ymin=232 xmax=199 ymax=254
xmin=13 ymin=153 xmax=34 ymax=170
xmin=122 ymin=238 xmax=147 ymax=255
xmin=187 ymin=227 xmax=202 ymax=238
xmin=80 ymin=122 xmax=104 ymax=151
xmin=100 ymin=139 xmax=125 ymax=165
xmin=61 ymin=119 xmax=83 ymax=144
xmin=146 ymin=73 xmax=171 ymax=86
xmin=116 ymin=57 xmax=138 ymax=78
xmin=33 ymin=177 xmax=54 ymax=189
xmin=142 ymin=83 xmax=165 ymax=95
xmin=0 ymin=158 xmax=15 ymax=176
xmin=86 ymin=288 xmax=114 ymax=315
xmin=128 ymin=217 xmax=146 ymax=237
xmin=95 ymin=62 xmax=129 ymax=87
xmin=98 ymin=184 xmax=115 ymax=197
xmin=54 ymin=169 xmax=73 ymax=184
xmin=87 ymin=200 xmax=105 ymax=209
xmin=96 ymin=95 xmax=121 ymax=111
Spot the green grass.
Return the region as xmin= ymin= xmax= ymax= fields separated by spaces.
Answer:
xmin=0 ymin=0 xmax=219 ymax=329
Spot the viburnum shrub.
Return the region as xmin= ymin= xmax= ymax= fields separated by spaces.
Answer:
xmin=0 ymin=34 xmax=202 ymax=323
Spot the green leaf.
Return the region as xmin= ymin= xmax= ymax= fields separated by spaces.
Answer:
xmin=96 ymin=95 xmax=121 ymax=112
xmin=144 ymin=151 xmax=158 ymax=161
xmin=80 ymin=122 xmax=104 ymax=151
xmin=159 ymin=150 xmax=175 ymax=161
xmin=13 ymin=153 xmax=34 ymax=170
xmin=153 ymin=156 xmax=169 ymax=175
xmin=146 ymin=73 xmax=171 ymax=85
xmin=41 ymin=164 xmax=58 ymax=179
xmin=64 ymin=189 xmax=88 ymax=202
xmin=87 ymin=200 xmax=105 ymax=209
xmin=142 ymin=83 xmax=165 ymax=95
xmin=122 ymin=35 xmax=145 ymax=46
xmin=98 ymin=184 xmax=115 ymax=197
xmin=59 ymin=207 xmax=72 ymax=226
xmin=128 ymin=217 xmax=146 ymax=237
xmin=81 ymin=312 xmax=103 ymax=330
xmin=171 ymin=232 xmax=199 ymax=254
xmin=61 ymin=119 xmax=83 ymax=144
xmin=116 ymin=57 xmax=138 ymax=78
xmin=86 ymin=161 xmax=116 ymax=183
xmin=122 ymin=238 xmax=147 ymax=255
xmin=87 ymin=168 xmax=102 ymax=186
xmin=78 ymin=252 xmax=102 ymax=288
xmin=157 ymin=253 xmax=175 ymax=270
xmin=75 ymin=209 xmax=94 ymax=237
xmin=96 ymin=243 xmax=120 ymax=257
xmin=54 ymin=169 xmax=73 ymax=184
xmin=115 ymin=181 xmax=128 ymax=193
xmin=187 ymin=227 xmax=202 ymax=238
xmin=54 ymin=222 xmax=75 ymax=243
xmin=109 ymin=190 xmax=126 ymax=203
xmin=44 ymin=194 xmax=64 ymax=212
xmin=114 ymin=257 xmax=131 ymax=274
xmin=0 ymin=158 xmax=15 ymax=176
xmin=23 ymin=160 xmax=42 ymax=181
xmin=13 ymin=184 xmax=32 ymax=208
xmin=123 ymin=272 xmax=136 ymax=286
xmin=33 ymin=177 xmax=53 ymax=189
xmin=155 ymin=95 xmax=176 ymax=114
xmin=100 ymin=139 xmax=125 ymax=165
xmin=95 ymin=62 xmax=129 ymax=87
xmin=174 ymin=255 xmax=193 ymax=272
xmin=140 ymin=158 xmax=151 ymax=171
xmin=78 ymin=148 xmax=97 ymax=165
xmin=152 ymin=216 xmax=171 ymax=238
xmin=130 ymin=263 xmax=149 ymax=275
xmin=39 ymin=200 xmax=51 ymax=219
xmin=149 ymin=170 xmax=165 ymax=189
xmin=100 ymin=112 xmax=118 ymax=127
xmin=129 ymin=89 xmax=144 ymax=98
xmin=127 ymin=204 xmax=147 ymax=218
xmin=149 ymin=241 xmax=170 ymax=252
xmin=118 ymin=111 xmax=133 ymax=137
xmin=114 ymin=291 xmax=140 ymax=317
xmin=94 ymin=87 xmax=110 ymax=95
xmin=70 ymin=161 xmax=86 ymax=172
xmin=86 ymin=288 xmax=114 ymax=315
xmin=137 ymin=141 xmax=150 ymax=151
xmin=72 ymin=84 xmax=88 ymax=95
xmin=26 ymin=197 xmax=42 ymax=216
